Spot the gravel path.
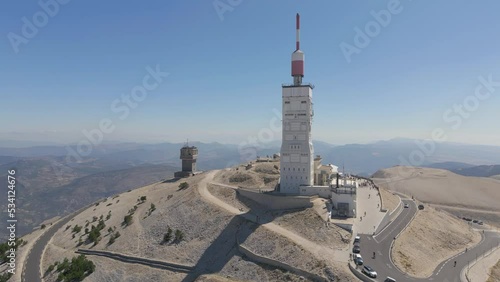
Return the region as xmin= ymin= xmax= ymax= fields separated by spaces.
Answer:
xmin=200 ymin=171 xmax=356 ymax=281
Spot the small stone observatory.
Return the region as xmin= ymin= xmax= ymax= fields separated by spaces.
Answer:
xmin=174 ymin=144 xmax=198 ymax=178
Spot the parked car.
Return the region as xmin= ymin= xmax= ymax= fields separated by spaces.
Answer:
xmin=352 ymin=245 xmax=361 ymax=253
xmin=354 ymin=236 xmax=361 ymax=243
xmin=404 ymin=203 xmax=409 ymax=208
xmin=473 ymin=219 xmax=478 ymax=223
xmin=418 ymin=204 xmax=424 ymax=210
xmin=478 ymin=221 xmax=484 ymax=225
xmin=362 ymin=265 xmax=377 ymax=278
xmin=354 ymin=254 xmax=363 ymax=265
xmin=384 ymin=277 xmax=396 ymax=282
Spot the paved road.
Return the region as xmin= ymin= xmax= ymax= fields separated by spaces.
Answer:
xmin=22 ymin=206 xmax=90 ymax=282
xmin=356 ymin=199 xmax=500 ymax=282
xmin=356 ymin=199 xmax=417 ymax=281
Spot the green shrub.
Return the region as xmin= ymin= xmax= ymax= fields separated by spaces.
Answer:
xmin=47 ymin=264 xmax=55 ymax=273
xmin=123 ymin=215 xmax=133 ymax=226
xmin=96 ymin=219 xmax=106 ymax=231
xmin=174 ymin=229 xmax=184 ymax=242
xmin=178 ymin=182 xmax=189 ymax=190
xmin=53 ymin=255 xmax=95 ymax=282
xmin=88 ymin=226 xmax=101 ymax=244
xmin=72 ymin=225 xmax=82 ymax=233
xmin=163 ymin=227 xmax=173 ymax=243
xmin=0 ymin=273 xmax=12 ymax=282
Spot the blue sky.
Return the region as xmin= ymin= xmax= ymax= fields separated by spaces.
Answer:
xmin=1 ymin=0 xmax=499 ymax=146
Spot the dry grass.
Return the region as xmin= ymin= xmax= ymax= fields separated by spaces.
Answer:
xmin=43 ymin=167 xmax=355 ymax=282
xmin=214 ymin=162 xmax=280 ymax=190
xmin=372 ymin=166 xmax=500 ymax=211
xmin=241 ymin=223 xmax=343 ymax=280
xmin=46 ymin=173 xmax=238 ymax=266
xmin=392 ymin=206 xmax=481 ymax=277
xmin=271 ymin=208 xmax=351 ymax=249
xmin=488 ymin=259 xmax=500 ymax=282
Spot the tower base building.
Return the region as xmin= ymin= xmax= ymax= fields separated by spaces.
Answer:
xmin=276 ymin=14 xmax=357 ymax=218
xmin=174 ymin=144 xmax=198 ymax=178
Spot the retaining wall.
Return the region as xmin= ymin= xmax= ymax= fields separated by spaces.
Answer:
xmin=299 ymin=186 xmax=332 ymax=198
xmin=237 ymin=244 xmax=328 ymax=282
xmin=333 ymin=223 xmax=353 ymax=233
xmin=237 ymin=188 xmax=313 ymax=210
xmin=76 ymin=249 xmax=194 ymax=273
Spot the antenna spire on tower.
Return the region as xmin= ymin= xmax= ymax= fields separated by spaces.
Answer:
xmin=291 ymin=13 xmax=305 ymax=85
xmin=296 ymin=13 xmax=300 ymax=51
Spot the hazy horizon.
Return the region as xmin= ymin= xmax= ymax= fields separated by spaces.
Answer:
xmin=2 ymin=1 xmax=499 ymax=146
xmin=2 ymin=135 xmax=500 ymax=149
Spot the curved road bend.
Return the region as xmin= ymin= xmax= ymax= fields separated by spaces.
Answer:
xmin=357 ymin=199 xmax=500 ymax=282
xmin=23 ymin=205 xmax=93 ymax=282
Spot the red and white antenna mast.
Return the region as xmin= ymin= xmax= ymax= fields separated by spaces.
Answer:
xmin=291 ymin=13 xmax=304 ymax=85
xmin=296 ymin=13 xmax=300 ymax=51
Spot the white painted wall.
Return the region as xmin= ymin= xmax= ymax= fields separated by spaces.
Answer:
xmin=280 ymin=85 xmax=314 ymax=194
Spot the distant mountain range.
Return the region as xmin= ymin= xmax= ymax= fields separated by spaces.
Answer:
xmin=2 ymin=138 xmax=500 ymax=176
xmin=1 ymin=137 xmax=500 ymax=239
xmin=450 ymin=165 xmax=500 ymax=178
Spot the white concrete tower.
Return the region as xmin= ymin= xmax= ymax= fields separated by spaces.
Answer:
xmin=279 ymin=13 xmax=314 ymax=194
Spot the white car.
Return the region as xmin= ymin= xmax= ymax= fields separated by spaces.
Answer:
xmin=404 ymin=203 xmax=409 ymax=208
xmin=354 ymin=254 xmax=363 ymax=265
xmin=362 ymin=265 xmax=377 ymax=278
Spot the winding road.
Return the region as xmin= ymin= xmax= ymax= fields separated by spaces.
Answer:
xmin=357 ymin=199 xmax=500 ymax=282
xmin=22 ymin=205 xmax=92 ymax=282
xmin=22 ymin=215 xmax=73 ymax=282
xmin=21 ymin=170 xmax=500 ymax=282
